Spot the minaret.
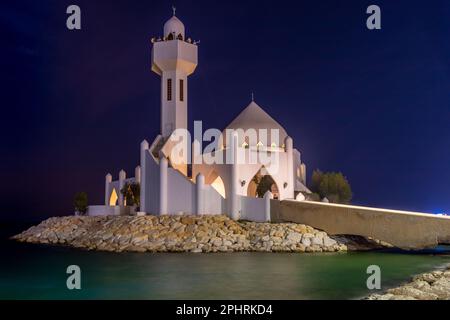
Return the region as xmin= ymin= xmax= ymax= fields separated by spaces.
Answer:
xmin=151 ymin=9 xmax=198 ymax=138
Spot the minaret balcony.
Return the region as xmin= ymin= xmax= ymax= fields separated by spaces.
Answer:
xmin=151 ymin=40 xmax=198 ymax=75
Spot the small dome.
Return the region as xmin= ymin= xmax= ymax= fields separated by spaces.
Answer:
xmin=164 ymin=15 xmax=185 ymax=40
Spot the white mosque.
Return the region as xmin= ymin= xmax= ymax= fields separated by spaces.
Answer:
xmin=88 ymin=11 xmax=311 ymax=222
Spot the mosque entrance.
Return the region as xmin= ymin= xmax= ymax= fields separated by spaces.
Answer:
xmin=247 ymin=168 xmax=279 ymax=199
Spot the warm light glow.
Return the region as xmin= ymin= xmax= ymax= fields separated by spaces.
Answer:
xmin=247 ymin=180 xmax=257 ymax=197
xmin=242 ymin=142 xmax=249 ymax=148
xmin=109 ymin=188 xmax=118 ymax=206
xmin=271 ymin=142 xmax=277 ymax=148
xmin=256 ymin=141 xmax=264 ymax=148
xmin=210 ymin=176 xmax=226 ymax=198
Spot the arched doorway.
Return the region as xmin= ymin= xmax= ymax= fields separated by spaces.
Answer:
xmin=109 ymin=188 xmax=118 ymax=206
xmin=247 ymin=168 xmax=279 ymax=199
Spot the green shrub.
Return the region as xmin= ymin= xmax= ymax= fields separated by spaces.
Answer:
xmin=73 ymin=192 xmax=88 ymax=215
xmin=309 ymin=170 xmax=352 ymax=204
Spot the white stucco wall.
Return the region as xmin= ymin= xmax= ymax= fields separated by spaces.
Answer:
xmin=239 ymin=195 xmax=268 ymax=222
xmin=142 ymin=150 xmax=160 ymax=214
xmin=165 ymin=167 xmax=226 ymax=215
xmin=193 ymin=147 xmax=294 ymax=200
xmin=167 ymin=167 xmax=196 ymax=214
xmin=87 ymin=205 xmax=135 ymax=216
xmin=201 ymin=185 xmax=226 ymax=215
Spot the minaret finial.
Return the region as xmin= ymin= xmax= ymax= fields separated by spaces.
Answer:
xmin=172 ymin=5 xmax=176 ymax=16
xmin=251 ymin=92 xmax=254 ymax=101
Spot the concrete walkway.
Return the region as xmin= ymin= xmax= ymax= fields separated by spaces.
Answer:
xmin=271 ymin=200 xmax=450 ymax=250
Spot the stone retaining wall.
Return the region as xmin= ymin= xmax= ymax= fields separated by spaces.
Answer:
xmin=11 ymin=215 xmax=357 ymax=253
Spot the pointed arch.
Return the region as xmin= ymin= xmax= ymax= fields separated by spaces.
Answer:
xmin=109 ymin=188 xmax=118 ymax=206
xmin=247 ymin=167 xmax=279 ymax=199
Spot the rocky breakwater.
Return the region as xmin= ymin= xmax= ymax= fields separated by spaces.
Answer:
xmin=367 ymin=267 xmax=450 ymax=300
xmin=12 ymin=215 xmax=374 ymax=253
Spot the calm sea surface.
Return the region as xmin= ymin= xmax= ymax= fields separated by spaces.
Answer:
xmin=1 ymin=222 xmax=450 ymax=300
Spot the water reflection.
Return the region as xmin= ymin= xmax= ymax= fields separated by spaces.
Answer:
xmin=1 ymin=237 xmax=450 ymax=299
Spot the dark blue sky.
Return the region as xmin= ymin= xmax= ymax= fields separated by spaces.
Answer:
xmin=1 ymin=0 xmax=449 ymax=220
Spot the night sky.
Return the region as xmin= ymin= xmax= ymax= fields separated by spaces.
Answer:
xmin=1 ymin=0 xmax=449 ymax=220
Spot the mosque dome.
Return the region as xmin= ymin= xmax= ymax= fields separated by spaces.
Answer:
xmin=223 ymin=101 xmax=289 ymax=148
xmin=164 ymin=15 xmax=185 ymax=40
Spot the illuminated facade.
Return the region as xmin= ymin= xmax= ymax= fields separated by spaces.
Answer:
xmin=90 ymin=11 xmax=310 ymax=221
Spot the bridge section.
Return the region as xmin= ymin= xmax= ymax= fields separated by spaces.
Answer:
xmin=271 ymin=200 xmax=450 ymax=250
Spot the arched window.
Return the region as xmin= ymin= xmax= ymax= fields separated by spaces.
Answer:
xmin=167 ymin=33 xmax=174 ymax=40
xmin=179 ymin=79 xmax=184 ymax=101
xmin=109 ymin=188 xmax=118 ymax=206
xmin=177 ymin=33 xmax=183 ymax=40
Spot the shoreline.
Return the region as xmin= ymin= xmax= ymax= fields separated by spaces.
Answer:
xmin=366 ymin=264 xmax=450 ymax=300
xmin=10 ymin=215 xmax=450 ymax=299
xmin=11 ymin=215 xmax=385 ymax=253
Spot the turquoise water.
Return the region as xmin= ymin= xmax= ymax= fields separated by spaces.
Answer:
xmin=1 ymin=223 xmax=450 ymax=300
